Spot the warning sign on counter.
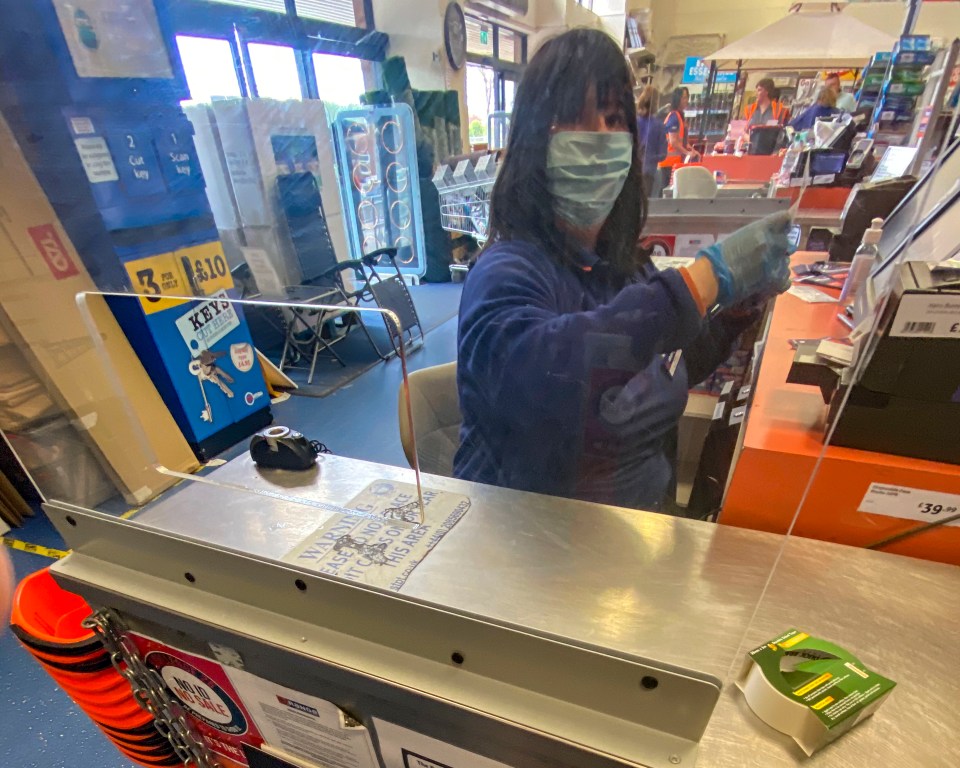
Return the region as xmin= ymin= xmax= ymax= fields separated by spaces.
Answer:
xmin=282 ymin=481 xmax=470 ymax=592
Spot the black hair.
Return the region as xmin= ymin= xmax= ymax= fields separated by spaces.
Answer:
xmin=669 ymin=87 xmax=689 ymax=111
xmin=485 ymin=28 xmax=645 ymax=284
xmin=756 ymin=78 xmax=777 ymax=98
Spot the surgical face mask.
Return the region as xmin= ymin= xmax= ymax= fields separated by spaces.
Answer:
xmin=546 ymin=131 xmax=633 ymax=231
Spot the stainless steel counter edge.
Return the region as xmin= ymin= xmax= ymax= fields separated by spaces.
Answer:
xmin=47 ymin=501 xmax=709 ymax=768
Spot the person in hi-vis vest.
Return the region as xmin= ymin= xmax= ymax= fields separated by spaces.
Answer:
xmin=745 ymin=78 xmax=788 ymax=128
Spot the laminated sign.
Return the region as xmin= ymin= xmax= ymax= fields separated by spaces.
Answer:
xmin=283 ymin=481 xmax=471 ymax=591
xmin=129 ymin=634 xmax=264 ymax=767
xmin=176 ymin=289 xmax=240 ymax=349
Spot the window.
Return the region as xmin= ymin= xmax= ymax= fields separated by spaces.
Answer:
xmin=466 ymin=16 xmax=494 ymax=58
xmin=467 ymin=64 xmax=496 ymax=147
xmin=464 ymin=15 xmax=526 ymax=128
xmin=503 ymin=78 xmax=516 ymax=112
xmin=295 ymin=0 xmax=356 ymax=26
xmin=248 ymin=43 xmax=303 ymax=100
xmin=499 ymin=29 xmax=521 ymax=65
xmin=312 ymin=52 xmax=365 ymax=120
xmin=176 ymin=35 xmax=242 ymax=101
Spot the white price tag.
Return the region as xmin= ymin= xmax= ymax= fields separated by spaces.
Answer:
xmin=729 ymin=404 xmax=747 ymax=426
xmin=720 ymin=380 xmax=735 ymax=397
xmin=858 ymin=483 xmax=960 ymax=526
xmin=890 ymin=294 xmax=960 ymax=339
xmin=712 ymin=401 xmax=725 ymax=421
xmin=737 ymin=385 xmax=751 ymax=401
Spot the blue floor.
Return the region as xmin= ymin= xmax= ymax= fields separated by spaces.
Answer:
xmin=0 ymin=286 xmax=461 ymax=767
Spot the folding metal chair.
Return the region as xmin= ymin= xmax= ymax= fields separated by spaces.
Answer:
xmin=358 ymin=247 xmax=425 ymax=357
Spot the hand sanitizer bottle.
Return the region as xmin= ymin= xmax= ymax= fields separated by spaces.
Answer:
xmin=840 ymin=217 xmax=884 ymax=304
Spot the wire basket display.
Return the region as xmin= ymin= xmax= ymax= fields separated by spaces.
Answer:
xmin=433 ymin=153 xmax=499 ymax=243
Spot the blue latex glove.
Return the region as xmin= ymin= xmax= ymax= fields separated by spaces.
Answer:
xmin=700 ymin=211 xmax=796 ymax=307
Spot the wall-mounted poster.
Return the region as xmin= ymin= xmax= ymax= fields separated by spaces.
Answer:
xmin=52 ymin=0 xmax=173 ymax=79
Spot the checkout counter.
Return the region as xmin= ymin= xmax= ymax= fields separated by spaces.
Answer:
xmin=44 ymin=450 xmax=960 ymax=768
xmin=13 ymin=164 xmax=960 ymax=768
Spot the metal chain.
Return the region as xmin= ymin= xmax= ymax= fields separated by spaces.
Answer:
xmin=83 ymin=609 xmax=221 ymax=768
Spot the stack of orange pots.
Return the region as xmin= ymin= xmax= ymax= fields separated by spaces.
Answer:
xmin=10 ymin=567 xmax=184 ymax=767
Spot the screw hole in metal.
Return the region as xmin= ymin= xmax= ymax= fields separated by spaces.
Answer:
xmin=66 ymin=516 xmax=77 ymax=527
xmin=295 ymin=579 xmax=307 ymax=592
xmin=640 ymin=675 xmax=659 ymax=690
xmin=184 ymin=572 xmax=196 ymax=583
xmin=451 ymin=651 xmax=465 ymax=665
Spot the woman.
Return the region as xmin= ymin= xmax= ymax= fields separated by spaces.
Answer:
xmin=636 ymin=85 xmax=666 ymax=197
xmin=789 ymin=87 xmax=840 ymax=133
xmin=658 ymin=87 xmax=699 ymax=191
xmin=455 ymin=29 xmax=793 ymax=511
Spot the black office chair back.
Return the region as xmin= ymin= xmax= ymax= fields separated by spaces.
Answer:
xmin=276 ymin=172 xmax=340 ymax=285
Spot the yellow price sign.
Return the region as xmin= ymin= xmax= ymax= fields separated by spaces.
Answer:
xmin=176 ymin=241 xmax=234 ymax=297
xmin=124 ymin=252 xmax=191 ymax=314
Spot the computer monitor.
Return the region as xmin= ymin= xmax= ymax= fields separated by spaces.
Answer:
xmin=870 ymin=145 xmax=918 ymax=182
xmin=870 ymin=138 xmax=960 ymax=287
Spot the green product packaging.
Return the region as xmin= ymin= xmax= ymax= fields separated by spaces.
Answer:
xmin=737 ymin=629 xmax=896 ymax=756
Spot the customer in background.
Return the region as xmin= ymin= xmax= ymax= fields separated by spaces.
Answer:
xmin=745 ymin=78 xmax=788 ymax=128
xmin=415 ymin=140 xmax=453 ymax=282
xmin=825 ymin=72 xmax=857 ymax=112
xmin=636 ymin=85 xmax=667 ymax=197
xmin=659 ymin=87 xmax=699 ymax=192
xmin=789 ymin=87 xmax=840 ymax=133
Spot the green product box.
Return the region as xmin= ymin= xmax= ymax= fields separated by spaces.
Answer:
xmin=891 ymin=68 xmax=925 ymax=84
xmin=737 ymin=630 xmax=896 ymax=756
xmin=887 ymin=82 xmax=925 ymax=97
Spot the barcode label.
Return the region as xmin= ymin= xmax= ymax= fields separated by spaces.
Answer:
xmin=891 ymin=295 xmax=960 ymax=339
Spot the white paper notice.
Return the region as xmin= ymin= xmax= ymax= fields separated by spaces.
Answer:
xmin=651 ymin=255 xmax=696 ymax=271
xmin=226 ymin=668 xmax=377 ymax=768
xmin=787 ymin=285 xmax=838 ymax=304
xmin=816 ymin=340 xmax=854 ymax=366
xmin=858 ymin=483 xmax=960 ymax=526
xmin=889 ymin=294 xmax=960 ymax=339
xmin=283 ymin=481 xmax=471 ymax=591
xmin=373 ymin=719 xmax=516 ymax=768
xmin=74 ymin=137 xmax=119 ymax=183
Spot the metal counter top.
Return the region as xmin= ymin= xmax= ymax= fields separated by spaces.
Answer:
xmin=132 ymin=455 xmax=960 ymax=766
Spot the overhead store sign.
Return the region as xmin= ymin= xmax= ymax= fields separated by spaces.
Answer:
xmin=682 ymin=57 xmax=738 ymax=85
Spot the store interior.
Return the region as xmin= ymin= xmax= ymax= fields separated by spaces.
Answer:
xmin=1 ymin=2 xmax=959 ymax=768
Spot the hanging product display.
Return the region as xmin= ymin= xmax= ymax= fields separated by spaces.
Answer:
xmin=333 ymin=105 xmax=427 ymax=279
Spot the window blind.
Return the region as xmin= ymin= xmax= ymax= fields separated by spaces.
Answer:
xmin=295 ymin=0 xmax=357 ymax=27
xmin=205 ymin=0 xmax=287 ymax=13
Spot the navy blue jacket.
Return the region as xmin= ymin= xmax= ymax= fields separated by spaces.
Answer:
xmin=455 ymin=240 xmax=751 ymax=510
xmin=637 ymin=115 xmax=668 ymax=176
xmin=789 ymin=104 xmax=840 ymax=133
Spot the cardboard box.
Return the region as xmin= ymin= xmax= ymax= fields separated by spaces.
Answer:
xmin=202 ymin=98 xmax=351 ymax=285
xmin=0 ymin=113 xmax=200 ymax=506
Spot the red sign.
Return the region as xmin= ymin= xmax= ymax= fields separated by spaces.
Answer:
xmin=28 ymin=224 xmax=79 ymax=280
xmin=128 ymin=634 xmax=263 ymax=767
